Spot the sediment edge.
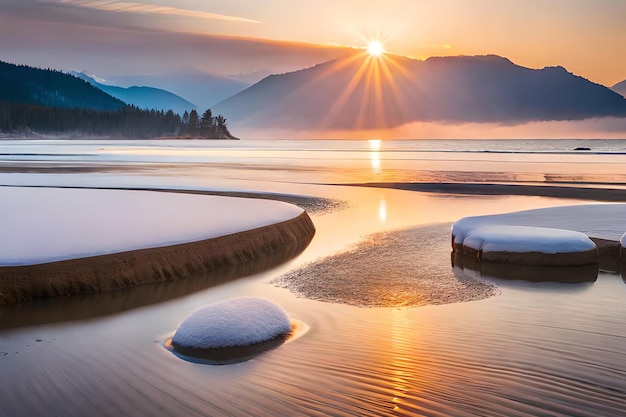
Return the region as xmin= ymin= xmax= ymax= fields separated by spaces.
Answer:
xmin=0 ymin=211 xmax=315 ymax=305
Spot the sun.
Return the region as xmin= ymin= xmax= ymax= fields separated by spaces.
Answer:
xmin=366 ymin=41 xmax=384 ymax=57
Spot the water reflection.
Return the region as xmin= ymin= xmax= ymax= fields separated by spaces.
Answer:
xmin=369 ymin=139 xmax=382 ymax=174
xmin=378 ymin=198 xmax=387 ymax=223
xmin=452 ymin=252 xmax=598 ymax=284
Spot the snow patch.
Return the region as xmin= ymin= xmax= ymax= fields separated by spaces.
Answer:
xmin=0 ymin=187 xmax=303 ymax=266
xmin=452 ymin=204 xmax=626 ymax=242
xmin=172 ymin=297 xmax=292 ymax=349
xmin=462 ymin=225 xmax=596 ymax=254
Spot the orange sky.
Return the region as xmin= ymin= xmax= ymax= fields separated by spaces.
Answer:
xmin=1 ymin=0 xmax=625 ymax=86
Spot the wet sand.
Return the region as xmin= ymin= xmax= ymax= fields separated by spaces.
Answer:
xmin=273 ymin=223 xmax=499 ymax=307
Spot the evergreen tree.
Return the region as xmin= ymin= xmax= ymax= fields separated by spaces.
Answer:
xmin=199 ymin=108 xmax=214 ymax=137
xmin=200 ymin=109 xmax=214 ymax=128
xmin=187 ymin=109 xmax=199 ymax=135
xmin=215 ymin=114 xmax=227 ymax=129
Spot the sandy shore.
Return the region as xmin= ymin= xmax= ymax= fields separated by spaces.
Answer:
xmin=0 ymin=211 xmax=315 ymax=305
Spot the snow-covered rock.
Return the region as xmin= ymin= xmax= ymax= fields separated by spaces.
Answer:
xmin=453 ymin=224 xmax=597 ymax=266
xmin=172 ymin=297 xmax=292 ymax=350
xmin=452 ymin=204 xmax=626 ymax=243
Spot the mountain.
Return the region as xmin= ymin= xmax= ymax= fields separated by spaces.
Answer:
xmin=0 ymin=61 xmax=124 ymax=111
xmin=106 ymin=72 xmax=250 ymax=111
xmin=213 ymin=54 xmax=626 ymax=130
xmin=612 ymin=79 xmax=626 ymax=97
xmin=72 ymin=72 xmax=196 ymax=114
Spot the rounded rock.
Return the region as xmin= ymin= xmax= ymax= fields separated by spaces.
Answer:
xmin=172 ymin=297 xmax=292 ymax=350
xmin=458 ymin=225 xmax=598 ymax=266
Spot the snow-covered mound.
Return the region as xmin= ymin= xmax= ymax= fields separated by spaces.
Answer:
xmin=452 ymin=204 xmax=626 ymax=243
xmin=453 ymin=217 xmax=598 ymax=266
xmin=0 ymin=187 xmax=303 ymax=266
xmin=172 ymin=297 xmax=292 ymax=350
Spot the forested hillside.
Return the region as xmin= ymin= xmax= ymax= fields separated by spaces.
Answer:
xmin=0 ymin=61 xmax=125 ymax=110
xmin=0 ymin=61 xmax=236 ymax=139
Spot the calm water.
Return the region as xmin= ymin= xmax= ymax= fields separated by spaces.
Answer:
xmin=2 ymin=138 xmax=626 ymax=188
xmin=1 ymin=139 xmax=625 ymax=416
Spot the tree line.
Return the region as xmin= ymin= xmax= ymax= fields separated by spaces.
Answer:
xmin=0 ymin=101 xmax=236 ymax=139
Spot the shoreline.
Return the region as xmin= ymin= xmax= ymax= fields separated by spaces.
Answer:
xmin=0 ymin=211 xmax=315 ymax=305
xmin=2 ymin=180 xmax=624 ymax=306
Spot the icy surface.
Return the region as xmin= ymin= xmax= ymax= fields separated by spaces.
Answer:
xmin=0 ymin=187 xmax=303 ymax=266
xmin=462 ymin=225 xmax=596 ymax=253
xmin=172 ymin=298 xmax=292 ymax=349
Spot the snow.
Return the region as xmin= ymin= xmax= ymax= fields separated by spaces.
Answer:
xmin=0 ymin=186 xmax=303 ymax=266
xmin=172 ymin=297 xmax=292 ymax=349
xmin=452 ymin=204 xmax=626 ymax=243
xmin=461 ymin=225 xmax=596 ymax=254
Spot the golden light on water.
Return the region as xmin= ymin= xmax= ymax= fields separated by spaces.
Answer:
xmin=368 ymin=139 xmax=381 ymax=150
xmin=369 ymin=139 xmax=382 ymax=173
xmin=378 ymin=198 xmax=387 ymax=223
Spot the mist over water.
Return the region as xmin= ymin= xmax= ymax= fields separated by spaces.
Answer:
xmin=1 ymin=138 xmax=625 ymax=416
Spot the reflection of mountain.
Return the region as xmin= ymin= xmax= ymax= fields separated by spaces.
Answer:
xmin=612 ymin=79 xmax=626 ymax=97
xmin=214 ymin=54 xmax=626 ymax=130
xmin=72 ymin=72 xmax=196 ymax=114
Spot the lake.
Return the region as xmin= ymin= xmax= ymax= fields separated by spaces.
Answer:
xmin=1 ymin=138 xmax=625 ymax=416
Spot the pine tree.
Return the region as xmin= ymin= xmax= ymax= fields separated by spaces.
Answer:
xmin=187 ymin=109 xmax=199 ymax=135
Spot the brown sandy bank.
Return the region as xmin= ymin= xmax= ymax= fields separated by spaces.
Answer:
xmin=0 ymin=212 xmax=315 ymax=305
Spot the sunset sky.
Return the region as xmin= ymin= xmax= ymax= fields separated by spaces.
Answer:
xmin=1 ymin=0 xmax=625 ymax=87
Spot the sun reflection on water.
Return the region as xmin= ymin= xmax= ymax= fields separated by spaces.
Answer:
xmin=369 ymin=139 xmax=382 ymax=174
xmin=378 ymin=198 xmax=387 ymax=223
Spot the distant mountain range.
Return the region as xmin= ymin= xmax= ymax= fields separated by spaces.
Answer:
xmin=0 ymin=61 xmax=124 ymax=111
xmin=612 ymin=79 xmax=626 ymax=97
xmin=214 ymin=54 xmax=626 ymax=130
xmin=105 ymin=72 xmax=251 ymax=111
xmin=4 ymin=56 xmax=626 ymax=136
xmin=71 ymin=72 xmax=196 ymax=115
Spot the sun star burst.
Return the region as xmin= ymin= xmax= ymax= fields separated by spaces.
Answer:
xmin=367 ymin=41 xmax=384 ymax=57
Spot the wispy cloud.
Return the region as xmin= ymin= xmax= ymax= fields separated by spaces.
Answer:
xmin=52 ymin=0 xmax=261 ymax=24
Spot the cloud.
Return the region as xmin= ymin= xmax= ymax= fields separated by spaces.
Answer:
xmin=49 ymin=0 xmax=261 ymax=24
